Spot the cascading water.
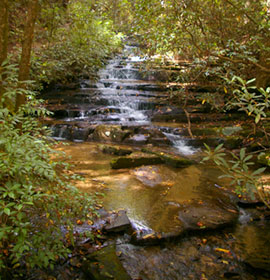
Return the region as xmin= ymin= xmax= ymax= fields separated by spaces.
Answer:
xmin=95 ymin=46 xmax=149 ymax=125
xmin=45 ymin=44 xmax=197 ymax=155
xmin=163 ymin=132 xmax=197 ymax=155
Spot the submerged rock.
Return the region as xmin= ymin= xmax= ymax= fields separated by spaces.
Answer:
xmin=177 ymin=199 xmax=239 ymax=231
xmin=130 ymin=184 xmax=239 ymax=245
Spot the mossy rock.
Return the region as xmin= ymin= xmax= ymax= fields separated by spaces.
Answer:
xmin=83 ymin=245 xmax=131 ymax=280
xmin=99 ymin=144 xmax=133 ymax=156
xmin=159 ymin=153 xmax=194 ymax=168
xmin=89 ymin=125 xmax=131 ymax=143
xmin=221 ymin=126 xmax=243 ymax=136
xmin=110 ymin=152 xmax=164 ymax=169
xmin=224 ymin=136 xmax=243 ymax=149
xmin=141 ymin=148 xmax=195 ymax=168
xmin=258 ymin=152 xmax=270 ymax=166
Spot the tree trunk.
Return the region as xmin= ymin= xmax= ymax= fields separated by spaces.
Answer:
xmin=256 ymin=44 xmax=270 ymax=89
xmin=0 ymin=0 xmax=9 ymax=104
xmin=15 ymin=0 xmax=40 ymax=111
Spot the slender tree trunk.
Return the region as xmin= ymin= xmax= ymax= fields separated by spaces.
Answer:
xmin=0 ymin=0 xmax=9 ymax=104
xmin=15 ymin=0 xmax=40 ymax=111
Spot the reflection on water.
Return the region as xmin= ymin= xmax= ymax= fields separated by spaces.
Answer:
xmin=58 ymin=141 xmax=270 ymax=280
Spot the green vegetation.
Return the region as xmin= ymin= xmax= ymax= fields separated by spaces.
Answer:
xmin=32 ymin=0 xmax=123 ymax=88
xmin=1 ymin=0 xmax=270 ymax=277
xmin=0 ymin=0 xmax=122 ymax=277
xmin=0 ymin=64 xmax=98 ymax=277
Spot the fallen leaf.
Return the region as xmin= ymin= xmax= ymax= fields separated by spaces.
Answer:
xmin=215 ymin=248 xmax=230 ymax=254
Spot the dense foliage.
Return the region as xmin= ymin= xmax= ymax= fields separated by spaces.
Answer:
xmin=0 ymin=0 xmax=123 ymax=277
xmin=31 ymin=0 xmax=123 ymax=88
xmin=128 ymin=0 xmax=270 ymax=85
xmin=1 ymin=0 xmax=270 ymax=277
xmin=0 ymin=63 xmax=98 ymax=278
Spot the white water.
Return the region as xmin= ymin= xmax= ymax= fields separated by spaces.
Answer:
xmin=164 ymin=132 xmax=198 ymax=156
xmin=96 ymin=46 xmax=149 ymax=125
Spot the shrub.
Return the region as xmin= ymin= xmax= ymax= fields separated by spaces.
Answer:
xmin=0 ymin=62 xmax=97 ymax=278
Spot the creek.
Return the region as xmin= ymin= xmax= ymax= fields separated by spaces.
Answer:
xmin=43 ymin=45 xmax=270 ymax=279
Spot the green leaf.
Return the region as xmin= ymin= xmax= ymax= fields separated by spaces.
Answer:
xmin=255 ymin=114 xmax=261 ymax=123
xmin=240 ymin=148 xmax=245 ymax=161
xmin=4 ymin=208 xmax=11 ymax=216
xmin=252 ymin=167 xmax=266 ymax=176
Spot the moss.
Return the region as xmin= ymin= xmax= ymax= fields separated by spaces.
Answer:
xmin=99 ymin=144 xmax=133 ymax=156
xmin=83 ymin=245 xmax=131 ymax=280
xmin=258 ymin=153 xmax=270 ymax=166
xmin=224 ymin=136 xmax=243 ymax=149
xmin=141 ymin=148 xmax=195 ymax=168
xmin=110 ymin=153 xmax=164 ymax=169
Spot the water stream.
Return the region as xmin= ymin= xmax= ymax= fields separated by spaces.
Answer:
xmin=45 ymin=45 xmax=270 ymax=279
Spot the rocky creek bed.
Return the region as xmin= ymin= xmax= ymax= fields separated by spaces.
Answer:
xmin=50 ymin=142 xmax=270 ymax=280
xmin=40 ymin=45 xmax=270 ymax=279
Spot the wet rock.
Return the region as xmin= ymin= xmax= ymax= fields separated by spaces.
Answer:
xmin=186 ymin=137 xmax=223 ymax=148
xmin=54 ymin=82 xmax=80 ymax=90
xmin=110 ymin=152 xmax=164 ymax=169
xmin=83 ymin=245 xmax=131 ymax=280
xmin=72 ymin=126 xmax=92 ymax=141
xmin=142 ymin=148 xmax=195 ymax=168
xmin=224 ymin=136 xmax=243 ymax=149
xmin=123 ymin=134 xmax=149 ymax=145
xmin=105 ymin=210 xmax=131 ymax=233
xmin=258 ymin=152 xmax=270 ymax=166
xmin=130 ymin=187 xmax=238 ymax=245
xmin=237 ymin=197 xmax=265 ymax=208
xmin=131 ymin=230 xmax=165 ymax=245
xmin=51 ymin=124 xmax=73 ymax=140
xmin=99 ymin=144 xmax=133 ymax=156
xmin=151 ymin=113 xmax=187 ymax=123
xmin=221 ymin=126 xmax=243 ymax=136
xmin=160 ymin=153 xmax=195 ymax=168
xmin=223 ymin=272 xmax=241 ymax=279
xmin=122 ymin=127 xmax=171 ymax=146
xmin=235 ymin=220 xmax=270 ymax=275
xmin=178 ymin=199 xmax=239 ymax=231
xmin=181 ymin=127 xmax=218 ymax=137
xmin=88 ymin=125 xmax=131 ymax=143
xmin=131 ymin=166 xmax=163 ymax=187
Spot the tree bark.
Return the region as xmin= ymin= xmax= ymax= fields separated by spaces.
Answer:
xmin=15 ymin=0 xmax=40 ymax=111
xmin=0 ymin=0 xmax=9 ymax=104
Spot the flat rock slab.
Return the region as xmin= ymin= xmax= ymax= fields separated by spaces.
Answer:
xmin=131 ymin=193 xmax=239 ymax=245
xmin=177 ymin=199 xmax=239 ymax=230
xmin=110 ymin=152 xmax=163 ymax=169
